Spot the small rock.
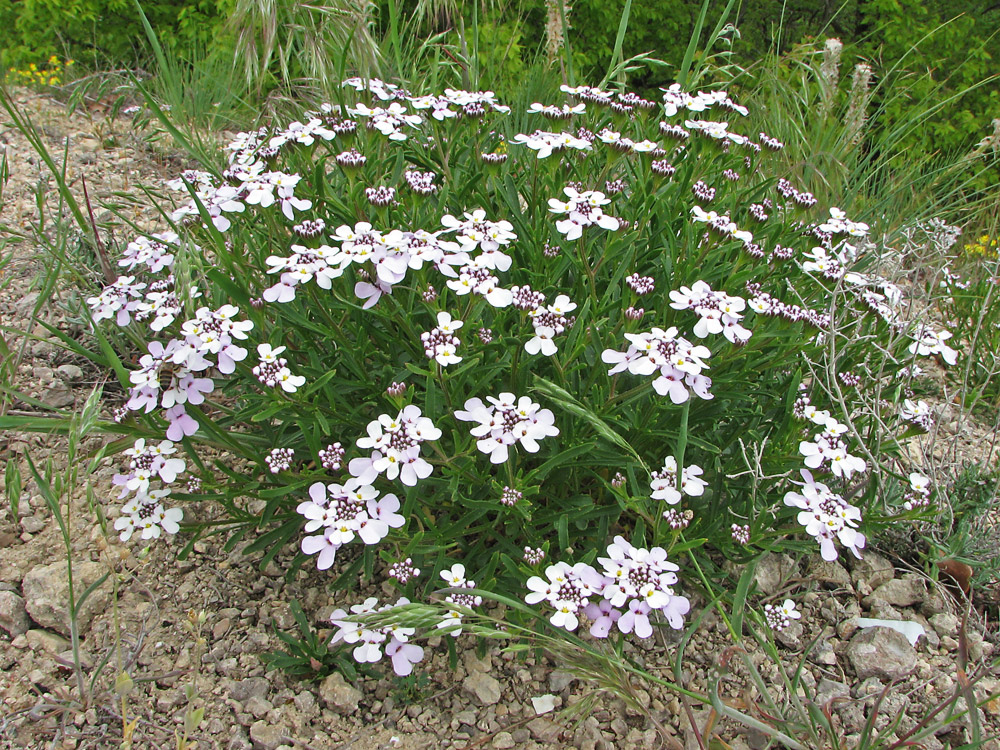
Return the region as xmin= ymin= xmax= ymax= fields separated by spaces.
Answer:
xmin=463 ymin=671 xmax=501 ymax=706
xmin=56 ymin=364 xmax=84 ymax=382
xmin=865 ymin=576 xmax=924 ymax=608
xmin=20 ymin=516 xmax=45 ymax=534
xmin=39 ymin=383 xmax=75 ymax=408
xmin=292 ymin=691 xmax=316 ymax=717
xmin=492 ymin=731 xmax=516 ymax=749
xmin=0 ymin=590 xmax=31 ymax=636
xmin=245 ymin=696 xmax=272 ymax=718
xmin=213 ymin=617 xmax=232 ymax=639
xmin=270 ymin=602 xmax=295 ymax=629
xmin=22 ymin=560 xmax=110 ymax=636
xmin=25 ymin=628 xmax=70 ymax=654
xmin=866 ymin=600 xmax=905 ymax=620
xmin=808 ymin=639 xmax=838 ymax=666
xmin=929 ymin=613 xmax=959 ymax=638
xmin=57 ymin=648 xmax=93 ymax=670
xmin=814 ymin=679 xmax=850 ymax=706
xmin=846 ymin=626 xmax=917 ymax=680
xmin=454 ymin=710 xmax=476 ymax=727
xmin=218 ymin=657 xmax=240 ymax=676
xmin=771 ymin=618 xmax=801 ymax=650
xmin=549 ymin=669 xmax=576 ymax=692
xmin=967 ymin=630 xmax=986 ymax=661
xmin=921 ymin=588 xmax=949 ymax=616
xmin=318 ymin=672 xmax=361 ymax=714
xmin=229 ymin=677 xmax=270 ymax=703
xmin=249 ymin=720 xmax=285 ymax=750
xmin=527 ymin=717 xmax=562 ymax=742
xmin=463 ymin=650 xmax=491 ymax=674
xmin=850 ymin=552 xmax=894 ymax=589
xmin=610 ymin=718 xmax=628 ymax=737
xmin=31 ymin=340 xmax=58 ymax=358
xmin=854 ymin=676 xmax=886 ymax=697
xmin=808 ymin=559 xmax=852 ymax=588
xmin=753 ymin=553 xmax=798 ymax=596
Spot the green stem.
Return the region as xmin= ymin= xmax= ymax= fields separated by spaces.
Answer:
xmin=576 ymin=233 xmax=599 ymax=303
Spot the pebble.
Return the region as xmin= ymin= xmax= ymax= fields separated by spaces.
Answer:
xmin=846 ymin=626 xmax=918 ymax=680
xmin=0 ymin=590 xmax=31 ymax=636
xmin=213 ymin=617 xmax=233 ymax=639
xmin=20 ymin=516 xmax=45 ymax=534
xmin=249 ymin=720 xmax=286 ymax=750
xmin=463 ymin=670 xmax=502 ymax=706
xmin=492 ymin=731 xmax=515 ymax=749
xmin=319 ymin=671 xmax=361 ymax=714
xmin=56 ymin=363 xmax=83 ymax=381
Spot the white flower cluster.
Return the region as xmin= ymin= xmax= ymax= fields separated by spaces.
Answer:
xmin=341 ymin=76 xmax=400 ymax=100
xmin=268 ymin=117 xmax=339 ymax=148
xmin=510 ymin=130 xmax=592 ymax=159
xmin=683 ymin=119 xmax=749 ymax=146
xmin=818 ymin=207 xmax=869 ymax=238
xmin=904 ymin=473 xmax=932 ymax=510
xmin=410 ymin=88 xmax=511 ymax=119
xmin=88 ymin=275 xmax=147 ymax=326
xmin=900 ymin=399 xmax=934 ymax=431
xmin=169 ymin=160 xmax=312 ymax=231
xmin=440 ymin=209 xmax=516 ymax=271
xmin=525 ymin=294 xmax=576 ymax=356
xmin=661 ymin=83 xmax=748 ymax=118
xmin=264 ymin=210 xmax=516 ymax=310
xmin=597 ymin=128 xmax=659 ymax=153
xmin=348 ymin=102 xmax=422 ymax=141
xmin=798 ymin=411 xmax=867 ymax=481
xmin=348 ymin=406 xmax=441 ymax=486
xmin=784 ymin=470 xmax=866 ymax=561
xmin=669 ymin=280 xmax=751 ymax=344
xmin=650 ymin=456 xmax=707 ymax=506
xmin=690 ymin=206 xmax=754 ymax=247
xmin=298 ymin=479 xmax=404 ymax=570
xmin=528 ymin=101 xmax=586 ymax=119
xmin=87 ymin=231 xmax=203 ymax=335
xmin=525 ymin=536 xmax=690 ymax=637
xmin=253 ymin=344 xmax=306 ymax=393
xmin=421 ymin=311 xmax=463 ymax=366
xmin=908 ymin=325 xmax=959 ymax=366
xmin=330 ymin=597 xmax=425 ymax=676
xmin=436 ymin=564 xmax=484 ymax=637
xmin=455 ymin=393 xmax=560 ymax=464
xmin=548 ymin=187 xmax=621 ymax=241
xmin=111 ymin=438 xmax=185 ymax=542
xmin=126 ymin=303 xmax=254 ymax=438
xmin=764 ymin=599 xmax=801 ymax=631
xmin=118 ymin=231 xmax=179 ymax=273
xmin=602 ymin=327 xmax=714 ymax=404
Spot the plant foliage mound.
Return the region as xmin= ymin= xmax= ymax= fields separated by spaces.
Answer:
xmin=86 ymin=75 xmax=958 ymax=676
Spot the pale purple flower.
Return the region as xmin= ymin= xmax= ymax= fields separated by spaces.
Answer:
xmin=159 ymin=406 xmax=195 ymax=442
xmin=455 ymin=394 xmax=560 ymax=464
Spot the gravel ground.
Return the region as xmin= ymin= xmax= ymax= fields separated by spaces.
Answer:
xmin=1 ymin=89 xmax=999 ymax=750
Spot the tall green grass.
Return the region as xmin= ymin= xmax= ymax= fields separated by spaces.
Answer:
xmin=729 ymin=28 xmax=1000 ymax=233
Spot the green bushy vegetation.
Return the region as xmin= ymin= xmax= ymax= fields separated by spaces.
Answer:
xmin=3 ymin=0 xmax=1000 ymax=743
xmin=0 ymin=0 xmax=232 ymax=70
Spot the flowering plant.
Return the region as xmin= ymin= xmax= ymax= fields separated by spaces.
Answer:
xmin=81 ymin=73 xmax=951 ymax=678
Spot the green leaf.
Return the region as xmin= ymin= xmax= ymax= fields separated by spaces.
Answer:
xmin=556 ymin=514 xmax=569 ymax=551
xmin=532 ymin=375 xmax=648 ymax=474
